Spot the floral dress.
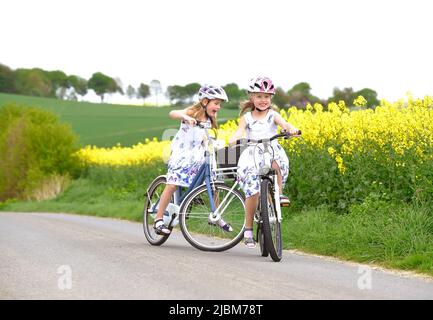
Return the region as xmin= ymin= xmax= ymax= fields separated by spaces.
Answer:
xmin=236 ymin=110 xmax=289 ymax=198
xmin=166 ymin=119 xmax=211 ymax=187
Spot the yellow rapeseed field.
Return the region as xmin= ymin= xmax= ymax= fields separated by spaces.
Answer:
xmin=76 ymin=95 xmax=433 ymax=175
xmin=76 ymin=138 xmax=171 ymax=166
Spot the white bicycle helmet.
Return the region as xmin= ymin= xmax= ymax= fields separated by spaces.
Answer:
xmin=198 ymin=85 xmax=228 ymax=102
xmin=248 ymin=76 xmax=276 ymax=95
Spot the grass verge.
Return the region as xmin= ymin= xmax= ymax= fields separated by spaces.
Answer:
xmin=1 ymin=173 xmax=432 ymax=276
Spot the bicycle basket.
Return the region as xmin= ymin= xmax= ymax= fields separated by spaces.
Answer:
xmin=215 ymin=145 xmax=247 ymax=179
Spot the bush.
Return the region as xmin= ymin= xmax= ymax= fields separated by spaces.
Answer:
xmin=0 ymin=103 xmax=79 ymax=201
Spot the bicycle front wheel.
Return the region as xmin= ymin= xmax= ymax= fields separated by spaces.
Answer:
xmin=143 ymin=175 xmax=172 ymax=246
xmin=257 ymin=224 xmax=269 ymax=257
xmin=260 ymin=178 xmax=283 ymax=262
xmin=179 ymin=183 xmax=245 ymax=252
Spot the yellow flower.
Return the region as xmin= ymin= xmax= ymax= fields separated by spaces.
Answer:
xmin=353 ymin=95 xmax=367 ymax=107
xmin=75 ymin=95 xmax=433 ymax=172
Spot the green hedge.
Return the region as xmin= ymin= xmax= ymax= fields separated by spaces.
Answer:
xmin=0 ymin=103 xmax=79 ymax=201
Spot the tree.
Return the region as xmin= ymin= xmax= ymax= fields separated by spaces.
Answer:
xmin=0 ymin=63 xmax=16 ymax=93
xmin=68 ymin=75 xmax=88 ymax=97
xmin=14 ymin=68 xmax=52 ymax=97
xmin=328 ymin=87 xmax=379 ymax=108
xmin=46 ymin=70 xmax=70 ymax=98
xmin=137 ymin=83 xmax=150 ymax=102
xmin=221 ymin=83 xmax=247 ymax=109
xmin=273 ymin=87 xmax=290 ymax=108
xmin=184 ymin=83 xmax=201 ymax=103
xmin=223 ymin=83 xmax=246 ymax=101
xmin=150 ymin=79 xmax=163 ymax=106
xmin=287 ymin=82 xmax=320 ymax=109
xmin=114 ymin=77 xmax=124 ymax=95
xmin=87 ymin=72 xmax=121 ymax=102
xmin=126 ymin=85 xmax=136 ymax=99
xmin=355 ymin=88 xmax=379 ymax=108
xmin=328 ymin=87 xmax=354 ymax=105
xmin=166 ymin=85 xmax=187 ymax=105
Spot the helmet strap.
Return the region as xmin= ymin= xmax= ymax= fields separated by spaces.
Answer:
xmin=200 ymin=100 xmax=211 ymax=120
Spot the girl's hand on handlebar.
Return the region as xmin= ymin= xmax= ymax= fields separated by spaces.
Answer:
xmin=282 ymin=127 xmax=301 ymax=136
xmin=182 ymin=115 xmax=197 ymax=126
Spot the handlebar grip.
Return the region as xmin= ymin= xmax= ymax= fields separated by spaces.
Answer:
xmin=283 ymin=130 xmax=302 ymax=137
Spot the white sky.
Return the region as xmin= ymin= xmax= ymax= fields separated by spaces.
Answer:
xmin=2 ymin=0 xmax=432 ymax=104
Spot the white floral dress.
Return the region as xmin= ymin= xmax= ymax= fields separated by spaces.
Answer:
xmin=236 ymin=110 xmax=289 ymax=198
xmin=166 ymin=119 xmax=211 ymax=187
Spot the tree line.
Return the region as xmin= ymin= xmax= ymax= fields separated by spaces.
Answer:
xmin=0 ymin=62 xmax=379 ymax=108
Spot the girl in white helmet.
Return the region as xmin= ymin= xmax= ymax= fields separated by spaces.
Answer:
xmin=228 ymin=76 xmax=299 ymax=248
xmin=153 ymin=85 xmax=233 ymax=235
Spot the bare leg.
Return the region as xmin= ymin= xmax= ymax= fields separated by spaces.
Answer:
xmin=271 ymin=161 xmax=283 ymax=195
xmin=245 ymin=193 xmax=259 ymax=229
xmin=155 ymin=184 xmax=177 ymax=220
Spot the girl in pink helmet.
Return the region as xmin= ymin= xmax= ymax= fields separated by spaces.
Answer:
xmin=228 ymin=76 xmax=299 ymax=248
xmin=153 ymin=85 xmax=232 ymax=235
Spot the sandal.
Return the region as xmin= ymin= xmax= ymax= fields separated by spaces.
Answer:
xmin=153 ymin=219 xmax=171 ymax=235
xmin=244 ymin=237 xmax=256 ymax=249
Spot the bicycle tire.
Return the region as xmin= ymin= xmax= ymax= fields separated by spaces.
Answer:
xmin=260 ymin=178 xmax=283 ymax=262
xmin=179 ymin=183 xmax=245 ymax=252
xmin=257 ymin=224 xmax=269 ymax=257
xmin=143 ymin=175 xmax=173 ymax=246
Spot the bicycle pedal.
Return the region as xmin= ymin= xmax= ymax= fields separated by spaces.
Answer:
xmin=280 ymin=203 xmax=291 ymax=207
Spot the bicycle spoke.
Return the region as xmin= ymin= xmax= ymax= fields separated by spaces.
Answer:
xmin=180 ymin=183 xmax=245 ymax=251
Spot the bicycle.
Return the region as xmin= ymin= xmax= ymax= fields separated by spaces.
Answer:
xmin=233 ymin=131 xmax=301 ymax=262
xmin=143 ymin=121 xmax=246 ymax=252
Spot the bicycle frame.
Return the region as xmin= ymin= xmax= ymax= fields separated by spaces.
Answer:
xmin=258 ymin=141 xmax=283 ymax=223
xmin=232 ymin=131 xmax=301 ymax=223
xmin=152 ymin=123 xmax=240 ymax=226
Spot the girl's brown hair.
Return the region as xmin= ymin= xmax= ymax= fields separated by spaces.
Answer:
xmin=185 ymin=99 xmax=218 ymax=129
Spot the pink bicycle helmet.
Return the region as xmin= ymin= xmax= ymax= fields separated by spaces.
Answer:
xmin=248 ymin=76 xmax=276 ymax=95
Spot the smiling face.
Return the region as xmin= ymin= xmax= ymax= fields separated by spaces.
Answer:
xmin=250 ymin=92 xmax=272 ymax=111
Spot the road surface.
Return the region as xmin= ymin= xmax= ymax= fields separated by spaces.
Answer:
xmin=1 ymin=212 xmax=433 ymax=299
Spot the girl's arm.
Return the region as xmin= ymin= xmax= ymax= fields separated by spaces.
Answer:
xmin=274 ymin=113 xmax=299 ymax=135
xmin=228 ymin=116 xmax=247 ymax=146
xmin=169 ymin=108 xmax=197 ymax=126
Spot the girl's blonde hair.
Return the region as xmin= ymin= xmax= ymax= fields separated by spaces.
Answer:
xmin=239 ymin=93 xmax=279 ymax=116
xmin=185 ymin=100 xmax=218 ymax=129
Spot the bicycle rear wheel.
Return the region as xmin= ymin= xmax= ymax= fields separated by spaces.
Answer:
xmin=260 ymin=178 xmax=282 ymax=262
xmin=143 ymin=175 xmax=172 ymax=246
xmin=179 ymin=183 xmax=245 ymax=252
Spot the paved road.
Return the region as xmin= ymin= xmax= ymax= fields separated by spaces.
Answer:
xmin=1 ymin=212 xmax=433 ymax=300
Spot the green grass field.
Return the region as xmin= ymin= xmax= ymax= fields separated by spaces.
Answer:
xmin=0 ymin=93 xmax=240 ymax=147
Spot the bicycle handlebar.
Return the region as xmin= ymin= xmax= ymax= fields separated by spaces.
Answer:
xmin=182 ymin=120 xmax=212 ymax=130
xmin=234 ymin=130 xmax=302 ymax=146
xmin=182 ymin=119 xmax=301 ymax=145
